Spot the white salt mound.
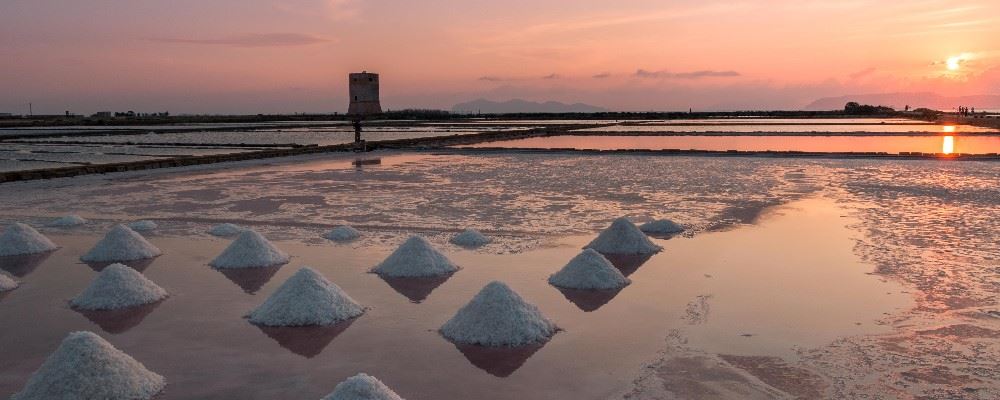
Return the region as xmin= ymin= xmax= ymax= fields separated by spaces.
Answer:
xmin=248 ymin=267 xmax=365 ymax=326
xmin=48 ymin=215 xmax=87 ymax=227
xmin=12 ymin=331 xmax=165 ymax=400
xmin=208 ymin=223 xmax=243 ymax=237
xmin=0 ymin=223 xmax=59 ymax=257
xmin=127 ymin=220 xmax=158 ymax=232
xmin=324 ymin=225 xmax=361 ymax=242
xmin=371 ymin=235 xmax=458 ymax=278
xmin=0 ymin=273 xmax=18 ymax=292
xmin=80 ymin=225 xmax=162 ymax=263
xmin=209 ymin=229 xmax=289 ymax=269
xmin=440 ymin=281 xmax=557 ymax=347
xmin=449 ymin=228 xmax=491 ymax=247
xmin=322 ymin=373 xmax=404 ymax=400
xmin=639 ymin=219 xmax=685 ymax=234
xmin=549 ymin=249 xmax=630 ymax=290
xmin=70 ymin=264 xmax=168 ymax=310
xmin=585 ymin=217 xmax=662 ymax=255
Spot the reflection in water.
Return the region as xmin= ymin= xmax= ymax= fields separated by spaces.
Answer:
xmin=254 ymin=319 xmax=356 ymax=358
xmin=74 ymin=300 xmax=164 ymax=334
xmin=452 ymin=342 xmax=546 ymax=377
xmin=0 ymin=251 xmax=54 ymax=277
xmin=602 ymin=253 xmax=654 ymax=277
xmin=85 ymin=257 xmax=157 ymax=273
xmin=942 ymin=136 xmax=955 ymax=154
xmin=942 ymin=125 xmax=956 ymax=133
xmin=378 ymin=274 xmax=453 ymax=303
xmin=215 ymin=265 xmax=284 ymax=294
xmin=555 ymin=287 xmax=624 ymax=312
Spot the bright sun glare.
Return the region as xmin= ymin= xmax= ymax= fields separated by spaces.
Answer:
xmin=946 ymin=56 xmax=962 ymax=71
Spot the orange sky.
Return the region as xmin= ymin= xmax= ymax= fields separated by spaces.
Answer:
xmin=2 ymin=0 xmax=998 ymax=113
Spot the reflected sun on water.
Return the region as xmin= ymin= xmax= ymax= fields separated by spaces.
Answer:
xmin=942 ymin=136 xmax=955 ymax=155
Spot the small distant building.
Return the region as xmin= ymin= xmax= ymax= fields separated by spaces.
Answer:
xmin=348 ymin=71 xmax=381 ymax=116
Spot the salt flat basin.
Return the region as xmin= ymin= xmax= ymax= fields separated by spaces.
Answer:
xmin=462 ymin=134 xmax=1000 ymax=154
xmin=0 ymin=197 xmax=908 ymax=399
xmin=572 ymin=123 xmax=997 ymax=133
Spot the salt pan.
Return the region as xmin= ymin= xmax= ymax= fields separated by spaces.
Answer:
xmin=12 ymin=331 xmax=165 ymax=400
xmin=371 ymin=236 xmax=458 ymax=278
xmin=48 ymin=215 xmax=87 ymax=227
xmin=585 ymin=217 xmax=662 ymax=255
xmin=80 ymin=225 xmax=161 ymax=263
xmin=549 ymin=249 xmax=630 ymax=290
xmin=0 ymin=223 xmax=58 ymax=257
xmin=440 ymin=281 xmax=557 ymax=347
xmin=210 ymin=229 xmax=289 ymax=269
xmin=324 ymin=225 xmax=361 ymax=242
xmin=70 ymin=264 xmax=168 ymax=310
xmin=321 ymin=373 xmax=404 ymax=400
xmin=248 ymin=267 xmax=364 ymax=326
xmin=450 ymin=228 xmax=491 ymax=247
xmin=639 ymin=219 xmax=685 ymax=234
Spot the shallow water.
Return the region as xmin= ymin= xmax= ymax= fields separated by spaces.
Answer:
xmin=573 ymin=123 xmax=997 ymax=133
xmin=0 ymin=197 xmax=907 ymax=399
xmin=463 ymin=135 xmax=1000 ymax=154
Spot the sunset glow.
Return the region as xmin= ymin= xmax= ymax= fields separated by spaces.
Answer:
xmin=942 ymin=136 xmax=955 ymax=154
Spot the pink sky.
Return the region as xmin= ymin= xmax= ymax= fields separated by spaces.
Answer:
xmin=2 ymin=0 xmax=998 ymax=114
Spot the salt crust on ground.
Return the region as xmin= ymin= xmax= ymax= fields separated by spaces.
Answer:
xmin=324 ymin=225 xmax=361 ymax=242
xmin=80 ymin=225 xmax=162 ymax=262
xmin=208 ymin=223 xmax=243 ymax=237
xmin=0 ymin=223 xmax=58 ymax=257
xmin=248 ymin=267 xmax=364 ymax=327
xmin=585 ymin=217 xmax=662 ymax=255
xmin=549 ymin=249 xmax=630 ymax=290
xmin=0 ymin=273 xmax=18 ymax=292
xmin=11 ymin=331 xmax=165 ymax=400
xmin=639 ymin=219 xmax=685 ymax=234
xmin=321 ymin=373 xmax=404 ymax=400
xmin=450 ymin=228 xmax=491 ymax=247
xmin=127 ymin=220 xmax=157 ymax=232
xmin=48 ymin=215 xmax=87 ymax=227
xmin=70 ymin=264 xmax=168 ymax=310
xmin=209 ymin=229 xmax=289 ymax=269
xmin=371 ymin=236 xmax=458 ymax=278
xmin=440 ymin=281 xmax=557 ymax=347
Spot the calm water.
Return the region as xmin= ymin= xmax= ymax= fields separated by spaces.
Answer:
xmin=0 ymin=198 xmax=907 ymax=399
xmin=572 ymin=124 xmax=997 ymax=133
xmin=463 ymin=135 xmax=1000 ymax=154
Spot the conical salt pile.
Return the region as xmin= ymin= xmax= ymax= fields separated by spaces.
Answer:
xmin=549 ymin=249 xmax=630 ymax=290
xmin=80 ymin=225 xmax=161 ymax=263
xmin=11 ymin=331 xmax=165 ymax=400
xmin=440 ymin=281 xmax=557 ymax=347
xmin=210 ymin=229 xmax=289 ymax=269
xmin=70 ymin=264 xmax=168 ymax=310
xmin=321 ymin=373 xmax=404 ymax=400
xmin=208 ymin=223 xmax=243 ymax=237
xmin=639 ymin=219 xmax=684 ymax=234
xmin=0 ymin=223 xmax=58 ymax=257
xmin=0 ymin=273 xmax=18 ymax=292
xmin=48 ymin=215 xmax=87 ymax=227
xmin=324 ymin=225 xmax=361 ymax=242
xmin=450 ymin=228 xmax=491 ymax=248
xmin=585 ymin=217 xmax=662 ymax=255
xmin=371 ymin=236 xmax=458 ymax=278
xmin=127 ymin=220 xmax=157 ymax=232
xmin=248 ymin=267 xmax=365 ymax=326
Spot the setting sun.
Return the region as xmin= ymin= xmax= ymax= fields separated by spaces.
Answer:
xmin=946 ymin=56 xmax=962 ymax=71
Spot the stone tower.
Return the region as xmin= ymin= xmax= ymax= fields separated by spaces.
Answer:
xmin=348 ymin=72 xmax=382 ymax=116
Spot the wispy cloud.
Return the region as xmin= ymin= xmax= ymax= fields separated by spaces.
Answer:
xmin=592 ymin=72 xmax=612 ymax=79
xmin=634 ymin=69 xmax=741 ymax=79
xmin=149 ymin=33 xmax=331 ymax=47
xmin=541 ymin=73 xmax=560 ymax=79
xmin=477 ymin=76 xmax=506 ymax=82
xmin=849 ymin=67 xmax=877 ymax=79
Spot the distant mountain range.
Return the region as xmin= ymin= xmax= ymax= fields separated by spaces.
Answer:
xmin=803 ymin=92 xmax=1000 ymax=111
xmin=452 ymin=98 xmax=608 ymax=114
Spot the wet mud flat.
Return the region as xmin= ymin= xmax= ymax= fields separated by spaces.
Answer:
xmin=0 ymin=151 xmax=997 ymax=399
